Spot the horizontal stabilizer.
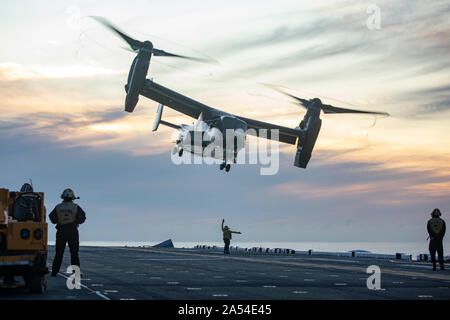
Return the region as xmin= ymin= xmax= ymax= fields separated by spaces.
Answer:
xmin=160 ymin=120 xmax=181 ymax=130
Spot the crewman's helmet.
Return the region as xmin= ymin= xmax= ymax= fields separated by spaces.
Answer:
xmin=431 ymin=208 xmax=442 ymax=218
xmin=61 ymin=188 xmax=75 ymax=200
xmin=20 ymin=183 xmax=33 ymax=193
xmin=224 ymin=226 xmax=229 ymax=231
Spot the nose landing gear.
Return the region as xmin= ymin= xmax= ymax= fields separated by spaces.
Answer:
xmin=172 ymin=145 xmax=184 ymax=157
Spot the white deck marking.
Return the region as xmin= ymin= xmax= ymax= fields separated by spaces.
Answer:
xmin=213 ymin=294 xmax=228 ymax=297
xmin=236 ymin=280 xmax=248 ymax=283
xmin=91 ymin=284 xmax=104 ymax=287
xmin=56 ymin=273 xmax=110 ymax=300
xmin=293 ymin=291 xmax=308 ymax=294
xmin=418 ymin=295 xmax=433 ymax=298
xmin=137 ymin=258 xmax=218 ymax=261
xmin=335 ymin=283 xmax=348 ymax=286
xmin=399 ymin=264 xmax=434 ymax=269
xmin=186 ymin=287 xmax=202 ymax=290
xmin=263 ymin=285 xmax=277 ymax=288
xmin=117 ymin=247 xmax=450 ymax=281
xmin=150 ymin=276 xmax=161 ymax=279
xmin=167 ymin=281 xmax=179 ymax=285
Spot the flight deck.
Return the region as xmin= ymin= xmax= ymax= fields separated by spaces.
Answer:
xmin=1 ymin=245 xmax=449 ymax=300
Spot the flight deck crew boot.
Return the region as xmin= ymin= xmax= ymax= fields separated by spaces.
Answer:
xmin=440 ymin=264 xmax=445 ymax=271
xmin=433 ymin=263 xmax=437 ymax=271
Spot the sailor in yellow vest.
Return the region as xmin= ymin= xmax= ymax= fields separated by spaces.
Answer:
xmin=427 ymin=208 xmax=446 ymax=271
xmin=221 ymin=219 xmax=242 ymax=254
xmin=49 ymin=188 xmax=86 ymax=277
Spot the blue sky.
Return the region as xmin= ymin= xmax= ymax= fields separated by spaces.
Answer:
xmin=0 ymin=0 xmax=449 ymax=243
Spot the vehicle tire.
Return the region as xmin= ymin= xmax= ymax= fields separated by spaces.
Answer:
xmin=29 ymin=273 xmax=44 ymax=294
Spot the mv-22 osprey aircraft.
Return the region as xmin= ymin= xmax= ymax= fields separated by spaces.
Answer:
xmin=93 ymin=17 xmax=389 ymax=172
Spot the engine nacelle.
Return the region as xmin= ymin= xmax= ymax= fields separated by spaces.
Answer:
xmin=294 ymin=116 xmax=322 ymax=168
xmin=124 ymin=51 xmax=151 ymax=113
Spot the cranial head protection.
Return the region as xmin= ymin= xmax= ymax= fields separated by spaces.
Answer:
xmin=61 ymin=188 xmax=76 ymax=201
xmin=431 ymin=208 xmax=442 ymax=218
xmin=20 ymin=183 xmax=33 ymax=193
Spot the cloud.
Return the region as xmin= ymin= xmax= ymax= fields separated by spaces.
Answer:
xmin=0 ymin=0 xmax=449 ymax=244
xmin=0 ymin=62 xmax=123 ymax=81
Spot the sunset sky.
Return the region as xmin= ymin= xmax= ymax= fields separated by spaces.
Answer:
xmin=1 ymin=0 xmax=449 ymax=247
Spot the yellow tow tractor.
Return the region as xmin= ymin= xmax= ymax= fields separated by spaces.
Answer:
xmin=0 ymin=187 xmax=48 ymax=293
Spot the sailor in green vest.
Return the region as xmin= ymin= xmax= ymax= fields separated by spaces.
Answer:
xmin=221 ymin=219 xmax=242 ymax=254
xmin=427 ymin=208 xmax=446 ymax=271
xmin=49 ymin=188 xmax=86 ymax=277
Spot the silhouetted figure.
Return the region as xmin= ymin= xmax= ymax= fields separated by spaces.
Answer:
xmin=427 ymin=208 xmax=446 ymax=271
xmin=12 ymin=183 xmax=40 ymax=222
xmin=49 ymin=188 xmax=86 ymax=276
xmin=3 ymin=183 xmax=40 ymax=287
xmin=221 ymin=219 xmax=241 ymax=254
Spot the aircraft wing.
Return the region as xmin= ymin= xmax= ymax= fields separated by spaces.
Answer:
xmin=235 ymin=116 xmax=300 ymax=145
xmin=140 ymin=79 xmax=224 ymax=119
xmin=140 ymin=79 xmax=300 ymax=145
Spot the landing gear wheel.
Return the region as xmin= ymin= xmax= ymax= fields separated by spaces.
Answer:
xmin=178 ymin=148 xmax=184 ymax=157
xmin=220 ymin=163 xmax=225 ymax=170
xmin=225 ymin=164 xmax=231 ymax=172
xmin=28 ymin=273 xmax=45 ymax=294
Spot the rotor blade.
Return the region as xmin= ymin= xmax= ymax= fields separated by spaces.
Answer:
xmin=153 ymin=48 xmax=219 ymax=65
xmin=90 ymin=16 xmax=143 ymax=51
xmin=267 ymin=85 xmax=310 ymax=109
xmin=121 ymin=46 xmax=138 ymax=53
xmin=321 ymin=104 xmax=389 ymax=116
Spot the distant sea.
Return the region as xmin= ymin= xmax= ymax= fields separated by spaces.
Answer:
xmin=48 ymin=241 xmax=450 ymax=259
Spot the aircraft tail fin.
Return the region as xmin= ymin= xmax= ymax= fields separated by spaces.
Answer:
xmin=152 ymin=104 xmax=180 ymax=131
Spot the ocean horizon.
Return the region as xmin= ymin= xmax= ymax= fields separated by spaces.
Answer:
xmin=48 ymin=240 xmax=450 ymax=260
